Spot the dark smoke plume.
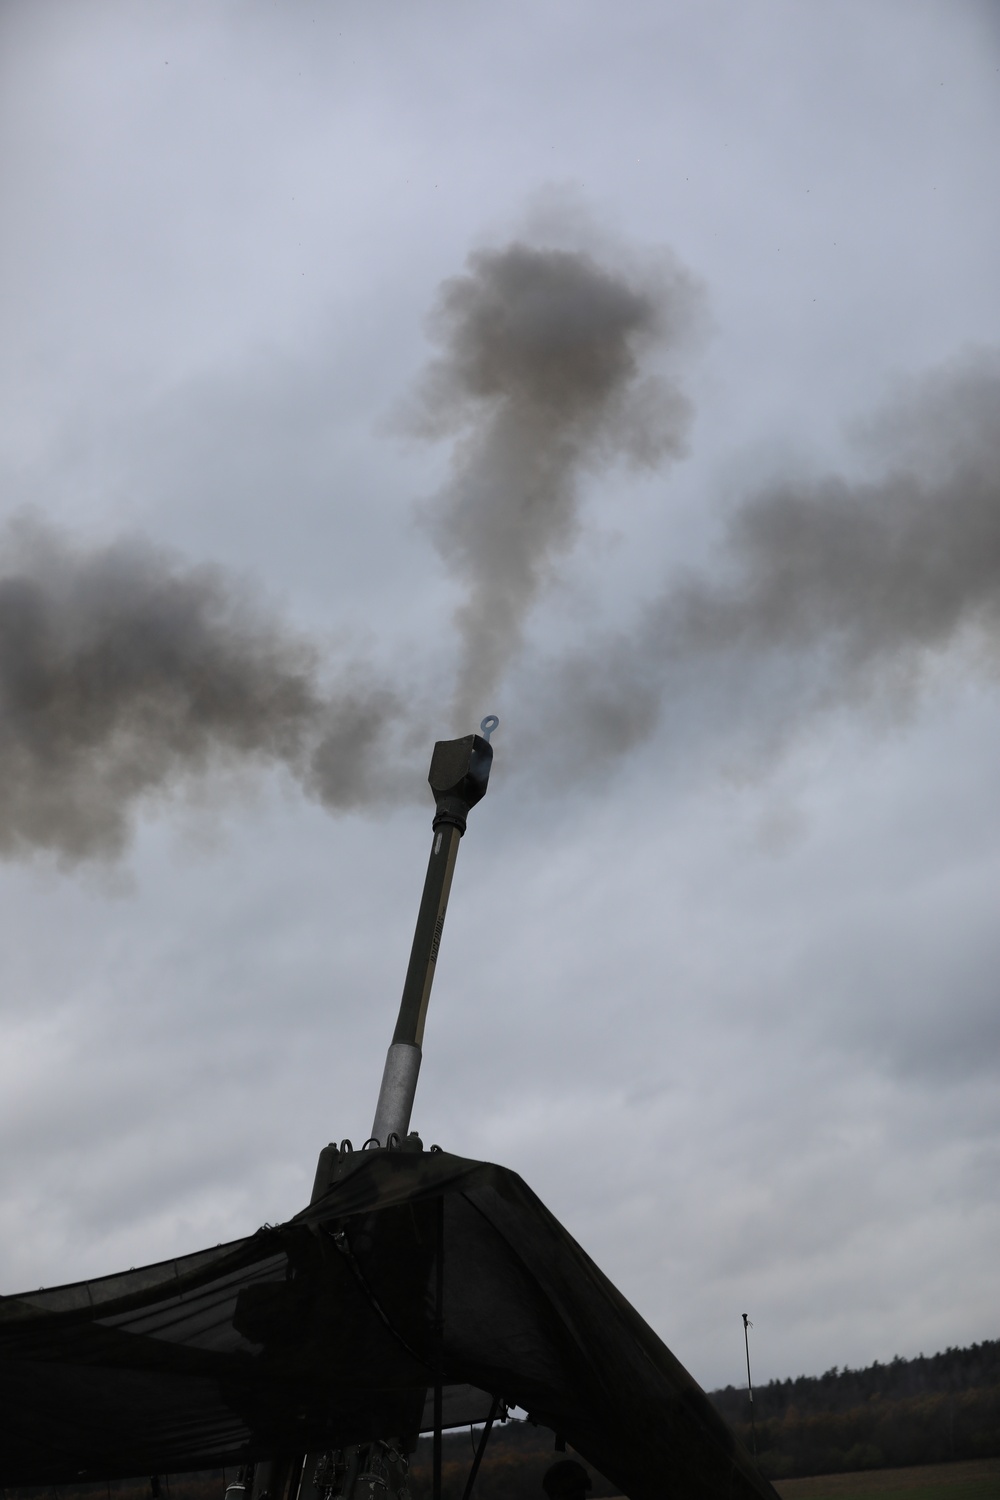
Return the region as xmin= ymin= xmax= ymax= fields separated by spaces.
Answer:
xmin=408 ymin=238 xmax=703 ymax=727
xmin=534 ymin=349 xmax=1000 ymax=768
xmin=0 ymin=518 xmax=401 ymax=864
xmin=9 ymin=257 xmax=993 ymax=864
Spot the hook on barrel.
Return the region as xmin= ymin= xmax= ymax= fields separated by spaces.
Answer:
xmin=480 ymin=714 xmax=499 ymax=742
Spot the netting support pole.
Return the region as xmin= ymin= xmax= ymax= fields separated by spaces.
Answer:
xmin=459 ymin=1396 xmax=502 ymax=1500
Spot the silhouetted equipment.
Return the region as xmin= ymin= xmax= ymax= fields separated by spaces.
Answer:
xmin=0 ymin=719 xmax=777 ymax=1500
xmin=252 ymin=723 xmax=501 ymax=1500
xmin=0 ymin=1150 xmax=777 ymax=1500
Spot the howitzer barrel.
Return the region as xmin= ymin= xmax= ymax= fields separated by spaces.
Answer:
xmin=249 ymin=721 xmax=499 ymax=1500
xmin=370 ymin=719 xmax=497 ymax=1145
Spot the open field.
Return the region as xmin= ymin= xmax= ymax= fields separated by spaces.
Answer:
xmin=773 ymin=1459 xmax=1000 ymax=1500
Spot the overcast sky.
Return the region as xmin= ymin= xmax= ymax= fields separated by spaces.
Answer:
xmin=0 ymin=0 xmax=998 ymax=1398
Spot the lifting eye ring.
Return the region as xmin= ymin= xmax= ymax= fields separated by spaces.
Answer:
xmin=480 ymin=714 xmax=499 ymax=741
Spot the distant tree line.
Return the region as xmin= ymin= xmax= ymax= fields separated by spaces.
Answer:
xmin=710 ymin=1338 xmax=1000 ymax=1479
xmin=711 ymin=1339 xmax=1000 ymax=1421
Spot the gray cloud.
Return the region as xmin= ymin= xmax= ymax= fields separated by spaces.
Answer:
xmin=0 ymin=516 xmax=403 ymax=864
xmin=406 ymin=238 xmax=703 ymax=727
xmin=541 ymin=348 xmax=1000 ymax=768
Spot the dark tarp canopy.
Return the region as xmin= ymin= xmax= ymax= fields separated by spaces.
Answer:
xmin=0 ymin=1148 xmax=776 ymax=1500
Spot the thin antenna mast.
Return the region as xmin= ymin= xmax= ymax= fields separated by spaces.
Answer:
xmin=742 ymin=1313 xmax=757 ymax=1461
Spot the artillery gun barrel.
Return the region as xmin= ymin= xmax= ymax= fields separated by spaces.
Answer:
xmin=370 ymin=717 xmax=498 ymax=1145
xmin=249 ymin=719 xmax=499 ymax=1500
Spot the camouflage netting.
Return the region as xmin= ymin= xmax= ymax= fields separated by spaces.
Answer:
xmin=0 ymin=1148 xmax=776 ymax=1500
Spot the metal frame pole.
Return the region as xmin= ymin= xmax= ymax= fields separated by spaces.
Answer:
xmin=459 ymin=1398 xmax=503 ymax=1500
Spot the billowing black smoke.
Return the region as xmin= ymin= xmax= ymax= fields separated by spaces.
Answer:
xmin=406 ymin=238 xmax=704 ymax=727
xmin=4 ymin=221 xmax=997 ymax=865
xmin=536 ymin=349 xmax=1000 ymax=768
xmin=0 ymin=517 xmax=401 ymax=863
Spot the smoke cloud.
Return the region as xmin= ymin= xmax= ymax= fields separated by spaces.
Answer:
xmin=544 ymin=349 xmax=1000 ymax=767
xmin=0 ymin=229 xmax=704 ymax=867
xmin=0 ymin=518 xmax=402 ymax=864
xmin=7 ymin=221 xmax=995 ymax=867
xmin=407 ymin=238 xmax=704 ymax=726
